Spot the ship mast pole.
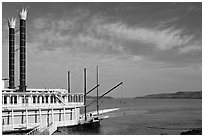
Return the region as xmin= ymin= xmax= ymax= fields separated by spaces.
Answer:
xmin=96 ymin=66 xmax=99 ymax=116
xmin=84 ymin=68 xmax=87 ymax=121
xmin=67 ymin=71 xmax=70 ymax=93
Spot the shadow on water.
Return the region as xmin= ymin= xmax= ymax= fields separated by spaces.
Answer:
xmin=55 ymin=125 xmax=101 ymax=135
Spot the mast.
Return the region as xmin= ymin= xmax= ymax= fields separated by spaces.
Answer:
xmin=96 ymin=66 xmax=99 ymax=115
xmin=84 ymin=68 xmax=87 ymax=121
xmin=67 ymin=71 xmax=71 ymax=93
xmin=7 ymin=18 xmax=16 ymax=89
xmin=19 ymin=9 xmax=27 ymax=92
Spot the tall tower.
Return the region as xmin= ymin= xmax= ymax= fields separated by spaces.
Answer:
xmin=19 ymin=9 xmax=27 ymax=92
xmin=7 ymin=18 xmax=16 ymax=89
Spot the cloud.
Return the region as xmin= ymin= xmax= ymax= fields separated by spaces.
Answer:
xmin=98 ymin=22 xmax=196 ymax=51
xmin=179 ymin=44 xmax=202 ymax=54
xmin=26 ymin=8 xmax=201 ymax=68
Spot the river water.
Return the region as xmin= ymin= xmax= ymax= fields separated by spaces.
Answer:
xmin=54 ymin=98 xmax=202 ymax=135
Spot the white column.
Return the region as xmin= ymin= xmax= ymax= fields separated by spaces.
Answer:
xmin=63 ymin=107 xmax=66 ymax=125
xmin=26 ymin=109 xmax=28 ymax=128
xmin=19 ymin=95 xmax=22 ymax=104
xmin=48 ymin=95 xmax=51 ymax=104
xmin=39 ymin=109 xmax=42 ymax=128
xmin=29 ymin=95 xmax=32 ymax=105
xmin=2 ymin=95 xmax=4 ymax=105
xmin=51 ymin=109 xmax=54 ymax=124
xmin=11 ymin=110 xmax=14 ymax=129
xmin=36 ymin=95 xmax=38 ymax=105
xmin=40 ymin=96 xmax=42 ymax=105
xmin=7 ymin=96 xmax=10 ymax=105
xmin=74 ymin=107 xmax=77 ymax=124
xmin=66 ymin=95 xmax=68 ymax=104
xmin=16 ymin=95 xmax=19 ymax=105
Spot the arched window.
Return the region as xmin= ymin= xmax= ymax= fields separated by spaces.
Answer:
xmin=54 ymin=96 xmax=56 ymax=103
xmin=51 ymin=95 xmax=54 ymax=103
xmin=33 ymin=96 xmax=36 ymax=103
xmin=4 ymin=96 xmax=7 ymax=104
xmin=46 ymin=96 xmax=49 ymax=103
xmin=14 ymin=96 xmax=17 ymax=104
xmin=10 ymin=96 xmax=13 ymax=104
xmin=37 ymin=96 xmax=40 ymax=103
xmin=42 ymin=96 xmax=44 ymax=103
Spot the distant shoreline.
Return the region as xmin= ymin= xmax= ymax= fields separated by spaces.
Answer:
xmin=134 ymin=91 xmax=202 ymax=99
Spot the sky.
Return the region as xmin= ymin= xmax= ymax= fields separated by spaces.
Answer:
xmin=2 ymin=2 xmax=202 ymax=98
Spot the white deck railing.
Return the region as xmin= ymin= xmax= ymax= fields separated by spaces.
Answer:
xmin=2 ymin=90 xmax=84 ymax=108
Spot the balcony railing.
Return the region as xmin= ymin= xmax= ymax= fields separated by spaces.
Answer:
xmin=2 ymin=89 xmax=84 ymax=108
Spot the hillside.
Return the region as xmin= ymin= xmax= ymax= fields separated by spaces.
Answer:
xmin=135 ymin=91 xmax=202 ymax=99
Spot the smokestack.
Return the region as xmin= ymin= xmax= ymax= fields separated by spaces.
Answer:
xmin=19 ymin=9 xmax=27 ymax=92
xmin=7 ymin=18 xmax=16 ymax=89
xmin=67 ymin=71 xmax=71 ymax=93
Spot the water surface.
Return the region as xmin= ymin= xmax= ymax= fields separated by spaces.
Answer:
xmin=54 ymin=98 xmax=202 ymax=135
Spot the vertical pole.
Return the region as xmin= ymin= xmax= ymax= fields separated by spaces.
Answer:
xmin=47 ymin=110 xmax=49 ymax=126
xmin=63 ymin=108 xmax=65 ymax=125
xmin=11 ymin=110 xmax=14 ymax=129
xmin=16 ymin=95 xmax=19 ymax=105
xmin=67 ymin=71 xmax=71 ymax=93
xmin=84 ymin=68 xmax=87 ymax=121
xmin=51 ymin=109 xmax=54 ymax=124
xmin=59 ymin=110 xmax=61 ymax=121
xmin=26 ymin=109 xmax=28 ymax=128
xmin=39 ymin=109 xmax=42 ymax=128
xmin=96 ymin=66 xmax=99 ymax=115
xmin=7 ymin=112 xmax=10 ymax=125
xmin=21 ymin=111 xmax=24 ymax=124
xmin=70 ymin=109 xmax=72 ymax=120
xmin=74 ymin=107 xmax=77 ymax=124
xmin=35 ymin=110 xmax=37 ymax=123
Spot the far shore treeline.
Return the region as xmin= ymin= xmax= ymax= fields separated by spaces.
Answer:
xmin=135 ymin=91 xmax=202 ymax=99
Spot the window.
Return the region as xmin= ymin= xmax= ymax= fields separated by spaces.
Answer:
xmin=14 ymin=96 xmax=17 ymax=104
xmin=33 ymin=96 xmax=36 ymax=103
xmin=4 ymin=96 xmax=7 ymax=104
xmin=22 ymin=96 xmax=25 ymax=103
xmin=74 ymin=95 xmax=76 ymax=102
xmin=54 ymin=96 xmax=56 ymax=103
xmin=51 ymin=96 xmax=54 ymax=103
xmin=45 ymin=96 xmax=49 ymax=103
xmin=37 ymin=96 xmax=40 ymax=103
xmin=80 ymin=95 xmax=83 ymax=102
xmin=25 ymin=96 xmax=29 ymax=103
xmin=10 ymin=96 xmax=13 ymax=104
xmin=42 ymin=96 xmax=44 ymax=103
